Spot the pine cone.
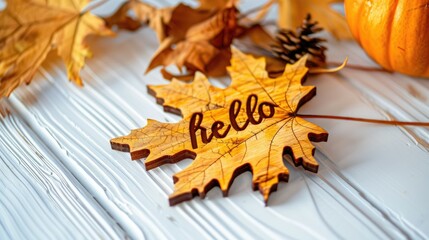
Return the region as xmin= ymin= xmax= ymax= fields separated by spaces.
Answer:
xmin=272 ymin=14 xmax=327 ymax=67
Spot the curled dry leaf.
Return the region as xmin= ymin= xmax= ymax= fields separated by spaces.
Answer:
xmin=0 ymin=0 xmax=113 ymax=97
xmin=277 ymin=0 xmax=352 ymax=39
xmin=105 ymin=1 xmax=219 ymax=42
xmin=146 ymin=6 xmax=239 ymax=79
xmin=104 ymin=0 xmax=154 ymax=31
xmin=106 ymin=0 xmax=280 ymax=80
xmin=111 ymin=49 xmax=328 ymax=206
xmin=105 ymin=1 xmax=230 ymax=78
xmin=104 ymin=0 xmax=174 ymax=41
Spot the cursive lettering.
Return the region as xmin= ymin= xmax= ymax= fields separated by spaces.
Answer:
xmin=189 ymin=94 xmax=276 ymax=149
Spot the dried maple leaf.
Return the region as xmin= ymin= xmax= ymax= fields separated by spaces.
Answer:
xmin=105 ymin=1 xmax=229 ymax=78
xmin=0 ymin=0 xmax=113 ymax=97
xmin=146 ymin=5 xmax=238 ymax=79
xmin=105 ymin=1 xmax=217 ymax=42
xmin=111 ymin=49 xmax=328 ymax=205
xmin=278 ymin=0 xmax=352 ymax=39
xmin=104 ymin=0 xmax=176 ymax=41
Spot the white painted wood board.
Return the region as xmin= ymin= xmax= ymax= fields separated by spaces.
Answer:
xmin=1 ymin=1 xmax=429 ymax=239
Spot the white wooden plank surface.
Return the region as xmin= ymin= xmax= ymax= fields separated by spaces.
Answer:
xmin=1 ymin=1 xmax=429 ymax=239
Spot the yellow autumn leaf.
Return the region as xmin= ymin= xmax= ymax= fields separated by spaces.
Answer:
xmin=0 ymin=0 xmax=113 ymax=97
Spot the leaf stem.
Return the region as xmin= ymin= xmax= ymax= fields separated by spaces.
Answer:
xmin=297 ymin=114 xmax=429 ymax=127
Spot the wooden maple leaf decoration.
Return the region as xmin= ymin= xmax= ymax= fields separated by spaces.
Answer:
xmin=0 ymin=0 xmax=113 ymax=97
xmin=111 ymin=49 xmax=328 ymax=205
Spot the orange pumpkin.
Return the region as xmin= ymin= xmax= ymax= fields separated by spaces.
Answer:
xmin=344 ymin=0 xmax=429 ymax=77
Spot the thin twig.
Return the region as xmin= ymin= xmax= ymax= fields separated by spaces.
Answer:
xmin=328 ymin=61 xmax=390 ymax=73
xmin=297 ymin=114 xmax=429 ymax=127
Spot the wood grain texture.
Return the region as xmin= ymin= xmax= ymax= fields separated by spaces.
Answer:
xmin=0 ymin=0 xmax=429 ymax=239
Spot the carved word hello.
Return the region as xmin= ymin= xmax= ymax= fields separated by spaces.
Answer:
xmin=189 ymin=94 xmax=277 ymax=149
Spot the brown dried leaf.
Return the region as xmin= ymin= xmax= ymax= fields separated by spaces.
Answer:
xmin=0 ymin=0 xmax=113 ymax=97
xmin=146 ymin=6 xmax=238 ymax=78
xmin=105 ymin=1 xmax=216 ymax=42
xmin=111 ymin=49 xmax=328 ymax=205
xmin=104 ymin=0 xmax=173 ymax=41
